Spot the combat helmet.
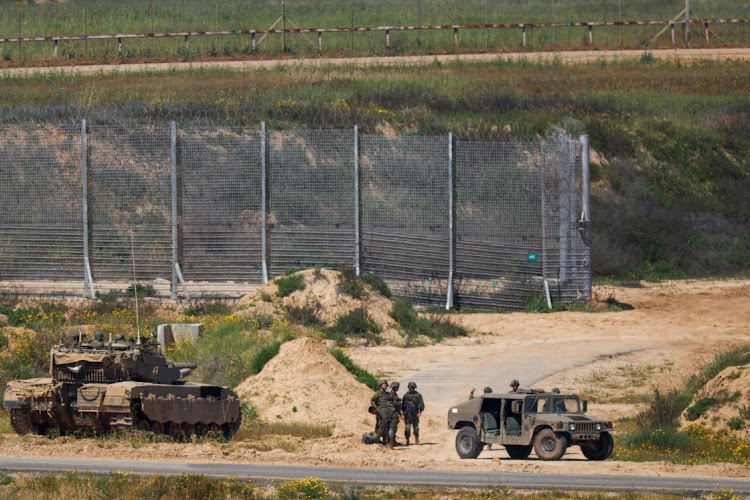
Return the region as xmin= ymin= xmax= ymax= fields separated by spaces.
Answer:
xmin=390 ymin=381 xmax=400 ymax=389
xmin=407 ymin=381 xmax=417 ymax=389
xmin=379 ymin=379 xmax=388 ymax=387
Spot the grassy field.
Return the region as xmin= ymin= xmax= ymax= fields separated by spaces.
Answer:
xmin=1 ymin=0 xmax=749 ymax=62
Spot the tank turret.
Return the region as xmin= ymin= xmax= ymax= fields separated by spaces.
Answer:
xmin=4 ymin=333 xmax=241 ymax=441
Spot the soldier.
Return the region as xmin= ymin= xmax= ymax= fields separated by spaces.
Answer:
xmin=92 ymin=331 xmax=105 ymax=348
xmin=402 ymin=381 xmax=425 ymax=445
xmin=387 ymin=381 xmax=402 ymax=447
xmin=510 ymin=379 xmax=520 ymax=393
xmin=370 ymin=379 xmax=392 ymax=445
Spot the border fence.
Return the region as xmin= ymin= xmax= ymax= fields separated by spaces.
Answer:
xmin=0 ymin=122 xmax=590 ymax=311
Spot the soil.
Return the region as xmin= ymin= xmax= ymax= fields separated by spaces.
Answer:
xmin=1 ymin=278 xmax=749 ymax=480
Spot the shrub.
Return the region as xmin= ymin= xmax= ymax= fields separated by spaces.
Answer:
xmin=249 ymin=341 xmax=282 ymax=375
xmin=360 ymin=272 xmax=392 ymax=298
xmin=728 ymin=417 xmax=744 ymax=431
xmin=329 ymin=347 xmax=379 ymax=391
xmin=333 ymin=307 xmax=381 ymax=335
xmin=427 ymin=314 xmax=469 ymax=341
xmin=126 ymin=284 xmax=156 ymax=299
xmin=389 ymin=300 xmax=431 ymax=336
xmin=282 ymin=304 xmax=321 ymax=325
xmin=3 ymin=307 xmax=41 ymax=327
xmin=338 ymin=264 xmax=367 ymax=299
xmin=275 ymin=274 xmax=306 ymax=298
xmin=635 ymin=387 xmax=687 ymax=429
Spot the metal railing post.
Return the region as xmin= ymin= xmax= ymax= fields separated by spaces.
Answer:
xmin=81 ymin=119 xmax=95 ymax=299
xmin=170 ymin=121 xmax=178 ymax=299
xmin=354 ymin=125 xmax=360 ymax=276
xmin=261 ymin=121 xmax=269 ymax=284
xmin=579 ymin=134 xmax=592 ymax=300
xmin=445 ymin=133 xmax=454 ymax=310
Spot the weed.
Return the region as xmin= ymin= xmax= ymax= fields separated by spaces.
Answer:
xmin=635 ymin=388 xmax=687 ymax=429
xmin=338 ymin=264 xmax=367 ymax=299
xmin=728 ymin=417 xmax=744 ymax=431
xmin=126 ymin=284 xmax=156 ymax=299
xmin=259 ymin=290 xmax=273 ymax=302
xmin=277 ymin=477 xmax=328 ymax=500
xmin=282 ymin=304 xmax=322 ymax=325
xmin=360 ymin=272 xmax=392 ymax=298
xmin=249 ymin=341 xmax=283 ymax=375
xmin=326 ymin=308 xmax=382 ymax=345
xmin=329 ymin=347 xmax=379 ymax=391
xmin=275 ymin=274 xmax=306 ymax=298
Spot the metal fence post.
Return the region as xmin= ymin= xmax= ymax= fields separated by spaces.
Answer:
xmin=170 ymin=121 xmax=178 ymax=299
xmin=261 ymin=121 xmax=269 ymax=284
xmin=354 ymin=125 xmax=360 ymax=276
xmin=445 ymin=133 xmax=454 ymax=310
xmin=579 ymin=134 xmax=592 ymax=300
xmin=81 ymin=119 xmax=95 ymax=299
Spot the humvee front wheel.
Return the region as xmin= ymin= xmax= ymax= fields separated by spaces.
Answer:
xmin=505 ymin=444 xmax=533 ymax=459
xmin=533 ymin=428 xmax=567 ymax=461
xmin=581 ymin=431 xmax=614 ymax=461
xmin=455 ymin=426 xmax=483 ymax=459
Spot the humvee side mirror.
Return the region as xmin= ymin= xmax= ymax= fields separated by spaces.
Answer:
xmin=512 ymin=400 xmax=522 ymax=413
xmin=582 ymin=400 xmax=588 ymax=412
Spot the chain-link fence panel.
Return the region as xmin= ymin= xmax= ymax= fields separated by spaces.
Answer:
xmin=542 ymin=134 xmax=589 ymax=304
xmin=454 ymin=140 xmax=544 ymax=311
xmin=179 ymin=127 xmax=263 ymax=297
xmin=88 ymin=124 xmax=172 ymax=296
xmin=0 ymin=124 xmax=83 ymax=295
xmin=360 ymin=135 xmax=450 ymax=307
xmin=268 ymin=129 xmax=356 ymax=275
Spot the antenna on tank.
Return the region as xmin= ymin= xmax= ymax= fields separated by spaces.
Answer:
xmin=130 ymin=230 xmax=141 ymax=345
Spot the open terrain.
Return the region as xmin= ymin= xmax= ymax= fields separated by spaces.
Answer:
xmin=0 ymin=278 xmax=748 ymax=479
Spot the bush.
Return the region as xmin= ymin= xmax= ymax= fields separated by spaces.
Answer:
xmin=389 ymin=301 xmax=431 ymax=336
xmin=126 ymin=284 xmax=156 ymax=299
xmin=282 ymin=304 xmax=321 ymax=325
xmin=277 ymin=477 xmax=328 ymax=500
xmin=728 ymin=417 xmax=744 ymax=431
xmin=333 ymin=307 xmax=381 ymax=335
xmin=329 ymin=347 xmax=379 ymax=391
xmin=635 ymin=387 xmax=688 ymax=429
xmin=338 ymin=264 xmax=367 ymax=299
xmin=249 ymin=341 xmax=282 ymax=375
xmin=360 ymin=272 xmax=392 ymax=298
xmin=275 ymin=274 xmax=306 ymax=298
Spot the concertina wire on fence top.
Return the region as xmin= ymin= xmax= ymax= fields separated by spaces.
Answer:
xmin=0 ymin=122 xmax=590 ymax=311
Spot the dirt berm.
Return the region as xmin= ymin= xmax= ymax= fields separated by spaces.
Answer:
xmin=235 ymin=337 xmax=375 ymax=436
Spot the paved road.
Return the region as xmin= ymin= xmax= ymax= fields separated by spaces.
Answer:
xmin=0 ymin=456 xmax=748 ymax=494
xmin=1 ymin=48 xmax=748 ymax=76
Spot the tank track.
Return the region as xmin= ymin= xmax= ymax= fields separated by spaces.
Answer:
xmin=9 ymin=409 xmax=36 ymax=435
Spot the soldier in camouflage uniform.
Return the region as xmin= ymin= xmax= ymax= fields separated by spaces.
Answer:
xmin=371 ymin=379 xmax=400 ymax=447
xmin=402 ymin=381 xmax=425 ymax=445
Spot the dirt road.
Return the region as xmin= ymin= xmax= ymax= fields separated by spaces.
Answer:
xmin=2 ymin=47 xmax=749 ymax=76
xmin=1 ymin=278 xmax=748 ymax=480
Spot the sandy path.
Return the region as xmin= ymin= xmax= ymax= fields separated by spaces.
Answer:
xmin=1 ymin=278 xmax=749 ymax=479
xmin=1 ymin=47 xmax=749 ymax=76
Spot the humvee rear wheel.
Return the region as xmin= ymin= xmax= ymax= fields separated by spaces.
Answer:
xmin=505 ymin=444 xmax=533 ymax=459
xmin=533 ymin=429 xmax=567 ymax=461
xmin=455 ymin=427 xmax=484 ymax=459
xmin=168 ymin=422 xmax=184 ymax=442
xmin=151 ymin=421 xmax=165 ymax=435
xmin=581 ymin=431 xmax=614 ymax=461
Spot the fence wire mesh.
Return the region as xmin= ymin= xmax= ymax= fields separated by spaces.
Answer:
xmin=0 ymin=123 xmax=589 ymax=310
xmin=0 ymin=124 xmax=83 ymax=295
xmin=360 ymin=134 xmax=450 ymax=307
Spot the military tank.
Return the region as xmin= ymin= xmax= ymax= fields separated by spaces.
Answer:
xmin=3 ymin=333 xmax=242 ymax=441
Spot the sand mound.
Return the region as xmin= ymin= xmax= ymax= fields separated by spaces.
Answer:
xmin=235 ymin=268 xmax=399 ymax=340
xmin=680 ymin=363 xmax=750 ymax=439
xmin=235 ymin=337 xmax=376 ymax=435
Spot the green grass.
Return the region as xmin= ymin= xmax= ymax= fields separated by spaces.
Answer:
xmin=328 ymin=347 xmax=379 ymax=391
xmin=2 ymin=0 xmax=749 ymax=63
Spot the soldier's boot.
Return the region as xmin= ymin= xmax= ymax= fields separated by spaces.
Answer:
xmin=405 ymin=438 xmax=410 ymax=445
xmin=386 ymin=440 xmax=394 ymax=449
xmin=414 ymin=436 xmax=420 ymax=445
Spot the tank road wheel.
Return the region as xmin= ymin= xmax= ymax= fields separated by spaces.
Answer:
xmin=151 ymin=421 xmax=165 ymax=436
xmin=9 ymin=409 xmax=37 ymax=435
xmin=581 ymin=431 xmax=614 ymax=461
xmin=168 ymin=422 xmax=184 ymax=442
xmin=195 ymin=423 xmax=208 ymax=439
xmin=533 ymin=429 xmax=568 ymax=461
xmin=135 ymin=418 xmax=151 ymax=433
xmin=505 ymin=445 xmax=533 ymax=460
xmin=222 ymin=420 xmax=241 ymax=442
xmin=183 ymin=423 xmax=196 ymax=441
xmin=207 ymin=423 xmax=222 ymax=440
xmin=455 ymin=427 xmax=484 ymax=459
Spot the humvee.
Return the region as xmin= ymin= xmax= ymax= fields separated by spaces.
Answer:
xmin=447 ymin=390 xmax=613 ymax=460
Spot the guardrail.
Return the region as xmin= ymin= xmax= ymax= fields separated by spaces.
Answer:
xmin=1 ymin=18 xmax=748 ymax=57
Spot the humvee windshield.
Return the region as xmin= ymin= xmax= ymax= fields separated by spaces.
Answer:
xmin=524 ymin=395 xmax=580 ymax=414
